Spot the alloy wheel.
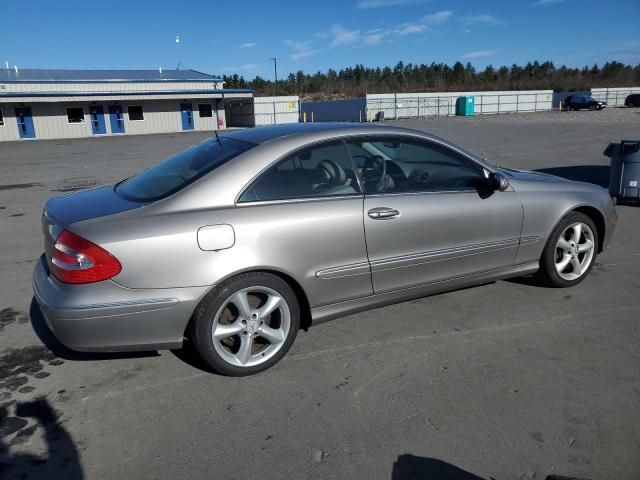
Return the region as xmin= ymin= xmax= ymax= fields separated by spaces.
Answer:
xmin=211 ymin=286 xmax=291 ymax=367
xmin=554 ymin=222 xmax=596 ymax=281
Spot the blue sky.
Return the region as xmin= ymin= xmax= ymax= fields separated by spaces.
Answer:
xmin=2 ymin=0 xmax=638 ymax=79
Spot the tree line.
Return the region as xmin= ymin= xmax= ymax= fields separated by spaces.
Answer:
xmin=223 ymin=60 xmax=640 ymax=99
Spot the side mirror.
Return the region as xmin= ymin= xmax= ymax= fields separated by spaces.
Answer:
xmin=488 ymin=172 xmax=510 ymax=191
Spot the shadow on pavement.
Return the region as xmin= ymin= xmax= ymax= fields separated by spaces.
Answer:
xmin=29 ymin=297 xmax=159 ymax=362
xmin=390 ymin=455 xmax=593 ymax=480
xmin=169 ymin=337 xmax=218 ymax=374
xmin=391 ymin=455 xmax=485 ymax=480
xmin=0 ymin=398 xmax=83 ymax=479
xmin=535 ymin=165 xmax=609 ymax=188
xmin=504 ymin=273 xmax=550 ymax=289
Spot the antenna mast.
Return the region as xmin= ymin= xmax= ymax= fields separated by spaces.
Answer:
xmin=176 ymin=36 xmax=184 ymax=70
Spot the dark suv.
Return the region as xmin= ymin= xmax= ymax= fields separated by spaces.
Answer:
xmin=624 ymin=94 xmax=640 ymax=107
xmin=563 ymin=95 xmax=607 ymax=111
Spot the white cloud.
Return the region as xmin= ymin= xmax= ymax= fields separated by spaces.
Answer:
xmin=238 ymin=42 xmax=257 ymax=48
xmin=357 ymin=0 xmax=429 ymax=8
xmin=310 ymin=10 xmax=450 ymax=51
xmin=531 ymin=0 xmax=565 ymax=5
xmin=422 ymin=10 xmax=454 ymax=25
xmin=240 ymin=64 xmax=259 ymax=70
xmin=394 ymin=23 xmax=427 ymax=35
xmin=462 ymin=49 xmax=497 ymax=59
xmin=324 ymin=24 xmax=361 ymax=47
xmin=285 ymin=40 xmax=322 ymax=61
xmin=363 ymin=32 xmax=386 ymax=45
xmin=461 ymin=14 xmax=504 ymax=27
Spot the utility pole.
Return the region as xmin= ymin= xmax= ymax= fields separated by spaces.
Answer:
xmin=270 ymin=57 xmax=278 ymax=97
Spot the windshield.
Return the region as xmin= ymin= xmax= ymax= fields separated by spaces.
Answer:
xmin=115 ymin=137 xmax=255 ymax=202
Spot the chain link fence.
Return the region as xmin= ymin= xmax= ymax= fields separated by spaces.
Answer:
xmin=366 ymin=91 xmax=553 ymax=120
xmin=225 ymin=97 xmax=300 ymax=127
xmin=591 ymin=88 xmax=640 ymax=107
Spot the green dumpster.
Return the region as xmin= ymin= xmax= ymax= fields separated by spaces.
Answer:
xmin=456 ymin=96 xmax=475 ymax=116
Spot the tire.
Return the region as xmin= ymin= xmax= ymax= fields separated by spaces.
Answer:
xmin=538 ymin=212 xmax=599 ymax=288
xmin=191 ymin=272 xmax=300 ymax=376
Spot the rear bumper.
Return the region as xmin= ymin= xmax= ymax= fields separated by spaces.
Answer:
xmin=32 ymin=256 xmax=209 ymax=352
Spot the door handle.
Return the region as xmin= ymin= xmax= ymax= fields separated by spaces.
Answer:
xmin=368 ymin=207 xmax=400 ymax=219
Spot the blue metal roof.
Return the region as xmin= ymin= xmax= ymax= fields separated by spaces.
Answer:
xmin=0 ymin=68 xmax=222 ymax=83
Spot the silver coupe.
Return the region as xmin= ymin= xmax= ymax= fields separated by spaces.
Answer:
xmin=33 ymin=123 xmax=618 ymax=375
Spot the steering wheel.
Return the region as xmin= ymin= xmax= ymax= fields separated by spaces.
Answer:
xmin=311 ymin=182 xmax=333 ymax=193
xmin=363 ymin=155 xmax=389 ymax=191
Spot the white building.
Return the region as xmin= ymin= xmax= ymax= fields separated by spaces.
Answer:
xmin=0 ymin=68 xmax=253 ymax=141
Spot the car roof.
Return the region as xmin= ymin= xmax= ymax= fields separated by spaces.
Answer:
xmin=223 ymin=122 xmax=452 ymax=147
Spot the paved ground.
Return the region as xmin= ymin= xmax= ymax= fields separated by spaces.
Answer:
xmin=1 ymin=108 xmax=639 ymax=480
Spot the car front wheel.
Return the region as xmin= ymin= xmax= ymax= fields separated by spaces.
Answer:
xmin=538 ymin=212 xmax=598 ymax=288
xmin=191 ymin=272 xmax=300 ymax=376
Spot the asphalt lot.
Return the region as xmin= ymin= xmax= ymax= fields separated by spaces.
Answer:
xmin=1 ymin=108 xmax=639 ymax=479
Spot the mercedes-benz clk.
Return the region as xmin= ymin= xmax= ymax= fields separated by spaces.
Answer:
xmin=33 ymin=123 xmax=618 ymax=376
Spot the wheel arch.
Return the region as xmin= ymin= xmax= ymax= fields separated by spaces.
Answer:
xmin=252 ymin=268 xmax=312 ymax=331
xmin=185 ymin=267 xmax=313 ymax=337
xmin=570 ymin=205 xmax=606 ymax=253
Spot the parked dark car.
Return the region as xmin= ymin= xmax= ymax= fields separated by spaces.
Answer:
xmin=563 ymin=95 xmax=607 ymax=111
xmin=624 ymin=94 xmax=640 ymax=107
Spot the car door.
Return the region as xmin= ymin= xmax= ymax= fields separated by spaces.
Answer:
xmin=237 ymin=140 xmax=373 ymax=307
xmin=346 ymin=136 xmax=524 ymax=294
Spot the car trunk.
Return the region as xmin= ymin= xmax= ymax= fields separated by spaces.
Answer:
xmin=42 ymin=185 xmax=145 ymax=271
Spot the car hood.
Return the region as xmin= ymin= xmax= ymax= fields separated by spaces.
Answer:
xmin=499 ymin=167 xmax=571 ymax=183
xmin=44 ymin=184 xmax=144 ymax=228
xmin=499 ymin=167 xmax=609 ymax=195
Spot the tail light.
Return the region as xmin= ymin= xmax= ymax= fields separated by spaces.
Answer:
xmin=51 ymin=230 xmax=121 ymax=284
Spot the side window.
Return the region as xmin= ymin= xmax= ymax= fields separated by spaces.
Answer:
xmin=240 ymin=142 xmax=360 ymax=202
xmin=128 ymin=105 xmax=144 ymax=121
xmin=345 ymin=137 xmax=486 ymax=194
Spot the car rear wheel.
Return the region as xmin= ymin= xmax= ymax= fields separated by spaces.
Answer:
xmin=538 ymin=212 xmax=598 ymax=288
xmin=191 ymin=272 xmax=300 ymax=376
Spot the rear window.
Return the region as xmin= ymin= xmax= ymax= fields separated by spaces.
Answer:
xmin=115 ymin=137 xmax=255 ymax=201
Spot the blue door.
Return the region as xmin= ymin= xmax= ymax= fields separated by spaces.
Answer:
xmin=108 ymin=105 xmax=125 ymax=134
xmin=180 ymin=103 xmax=194 ymax=130
xmin=15 ymin=107 xmax=36 ymax=139
xmin=89 ymin=105 xmax=106 ymax=135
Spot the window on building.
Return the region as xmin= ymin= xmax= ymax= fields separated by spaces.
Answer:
xmin=128 ymin=105 xmax=144 ymax=121
xmin=66 ymin=107 xmax=85 ymax=124
xmin=239 ymin=142 xmax=361 ymax=202
xmin=198 ymin=104 xmax=213 ymax=118
xmin=0 ymin=109 xmax=4 ymax=126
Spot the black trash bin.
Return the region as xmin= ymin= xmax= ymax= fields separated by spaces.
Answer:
xmin=604 ymin=140 xmax=640 ymax=204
